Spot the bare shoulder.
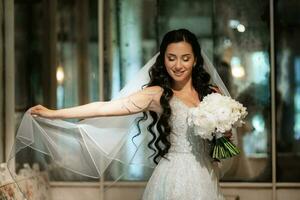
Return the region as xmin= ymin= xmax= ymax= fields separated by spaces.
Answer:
xmin=209 ymin=85 xmax=221 ymax=94
xmin=142 ymin=85 xmax=163 ymax=94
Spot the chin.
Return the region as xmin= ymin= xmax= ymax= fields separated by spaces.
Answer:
xmin=171 ymin=76 xmax=189 ymax=83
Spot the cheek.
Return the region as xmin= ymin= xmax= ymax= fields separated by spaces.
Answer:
xmin=165 ymin=66 xmax=173 ymax=76
xmin=164 ymin=60 xmax=174 ymax=71
xmin=164 ymin=58 xmax=171 ymax=66
xmin=183 ymin=61 xmax=194 ymax=70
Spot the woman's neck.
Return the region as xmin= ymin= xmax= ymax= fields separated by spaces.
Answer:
xmin=172 ymin=77 xmax=194 ymax=93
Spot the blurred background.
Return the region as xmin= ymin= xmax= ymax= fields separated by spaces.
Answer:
xmin=0 ymin=0 xmax=299 ymax=199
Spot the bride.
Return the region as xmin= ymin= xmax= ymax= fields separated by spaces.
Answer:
xmin=25 ymin=29 xmax=232 ymax=199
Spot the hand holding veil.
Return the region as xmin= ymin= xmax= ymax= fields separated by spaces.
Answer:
xmin=7 ymin=51 xmax=235 ymax=198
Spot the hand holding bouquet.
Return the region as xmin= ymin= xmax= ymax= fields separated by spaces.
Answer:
xmin=187 ymin=93 xmax=247 ymax=159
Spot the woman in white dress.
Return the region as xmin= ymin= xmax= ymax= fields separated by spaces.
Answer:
xmin=29 ymin=29 xmax=230 ymax=200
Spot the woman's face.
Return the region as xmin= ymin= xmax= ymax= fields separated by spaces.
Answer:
xmin=164 ymin=41 xmax=196 ymax=84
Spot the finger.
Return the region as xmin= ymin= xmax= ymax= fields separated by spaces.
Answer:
xmin=224 ymin=133 xmax=232 ymax=137
xmin=30 ymin=109 xmax=40 ymax=115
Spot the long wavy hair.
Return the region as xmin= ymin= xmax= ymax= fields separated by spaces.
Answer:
xmin=135 ymin=29 xmax=214 ymax=164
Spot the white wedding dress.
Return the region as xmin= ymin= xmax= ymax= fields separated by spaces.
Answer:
xmin=142 ymin=96 xmax=225 ymax=200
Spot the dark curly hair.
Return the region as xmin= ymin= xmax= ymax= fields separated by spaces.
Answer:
xmin=135 ymin=29 xmax=214 ymax=164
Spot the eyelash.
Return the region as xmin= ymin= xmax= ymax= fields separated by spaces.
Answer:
xmin=168 ymin=57 xmax=190 ymax=61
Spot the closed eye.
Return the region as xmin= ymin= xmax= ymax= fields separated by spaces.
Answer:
xmin=182 ymin=55 xmax=191 ymax=61
xmin=168 ymin=56 xmax=176 ymax=61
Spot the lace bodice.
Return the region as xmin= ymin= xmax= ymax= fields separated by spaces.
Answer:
xmin=168 ymin=96 xmax=212 ymax=160
xmin=142 ymin=96 xmax=224 ymax=200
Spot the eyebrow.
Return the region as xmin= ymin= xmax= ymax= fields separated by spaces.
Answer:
xmin=166 ymin=53 xmax=192 ymax=57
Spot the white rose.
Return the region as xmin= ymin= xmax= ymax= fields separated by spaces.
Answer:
xmin=189 ymin=93 xmax=247 ymax=140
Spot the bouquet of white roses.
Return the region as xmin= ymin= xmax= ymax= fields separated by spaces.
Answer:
xmin=187 ymin=93 xmax=247 ymax=159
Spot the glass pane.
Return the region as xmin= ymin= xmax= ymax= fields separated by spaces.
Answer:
xmin=213 ymin=0 xmax=271 ymax=182
xmin=103 ymin=0 xmax=158 ymax=100
xmin=0 ymin=0 xmax=4 ymax=163
xmin=88 ymin=0 xmax=99 ymax=102
xmin=14 ymin=0 xmax=99 ymax=181
xmin=14 ymin=0 xmax=54 ymax=178
xmin=56 ymin=0 xmax=79 ymax=109
xmin=103 ymin=0 xmax=158 ymax=181
xmin=276 ymin=0 xmax=300 ymax=182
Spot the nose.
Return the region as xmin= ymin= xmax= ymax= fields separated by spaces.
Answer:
xmin=174 ymin=60 xmax=183 ymax=70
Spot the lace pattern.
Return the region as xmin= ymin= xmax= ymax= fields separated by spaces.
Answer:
xmin=142 ymin=97 xmax=225 ymax=200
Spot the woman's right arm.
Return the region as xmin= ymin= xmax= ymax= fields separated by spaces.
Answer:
xmin=30 ymin=86 xmax=163 ymax=119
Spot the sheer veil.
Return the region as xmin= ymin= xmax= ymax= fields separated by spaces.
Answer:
xmin=7 ymin=50 xmax=235 ymax=197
